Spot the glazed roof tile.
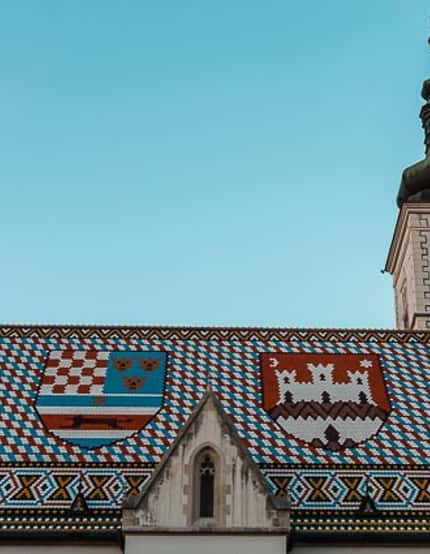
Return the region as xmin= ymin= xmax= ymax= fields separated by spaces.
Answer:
xmin=0 ymin=325 xmax=429 ymax=536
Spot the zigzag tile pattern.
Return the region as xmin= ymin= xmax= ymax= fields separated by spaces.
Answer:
xmin=0 ymin=325 xmax=429 ymax=343
xmin=263 ymin=469 xmax=430 ymax=510
xmin=0 ymin=327 xmax=429 ymax=516
xmin=0 ymin=467 xmax=152 ymax=509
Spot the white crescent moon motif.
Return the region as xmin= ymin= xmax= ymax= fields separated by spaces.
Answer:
xmin=269 ymin=357 xmax=279 ymax=368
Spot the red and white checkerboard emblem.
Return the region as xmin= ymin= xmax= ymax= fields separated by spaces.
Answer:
xmin=35 ymin=350 xmax=167 ymax=449
xmin=40 ymin=351 xmax=107 ymax=395
xmin=261 ymin=353 xmax=390 ymax=451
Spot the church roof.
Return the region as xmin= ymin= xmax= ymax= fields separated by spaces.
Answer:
xmin=1 ymin=324 xmax=430 ymax=541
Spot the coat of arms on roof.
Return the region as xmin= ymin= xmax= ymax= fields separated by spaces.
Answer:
xmin=35 ymin=350 xmax=167 ymax=448
xmin=260 ymin=353 xmax=390 ymax=451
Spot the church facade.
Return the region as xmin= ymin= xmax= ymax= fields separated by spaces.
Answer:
xmin=1 ymin=67 xmax=430 ymax=554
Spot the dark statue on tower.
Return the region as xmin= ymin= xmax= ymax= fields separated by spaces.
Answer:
xmin=397 ymin=38 xmax=430 ymax=205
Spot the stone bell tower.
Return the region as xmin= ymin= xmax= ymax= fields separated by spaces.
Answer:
xmin=385 ymin=69 xmax=430 ymax=330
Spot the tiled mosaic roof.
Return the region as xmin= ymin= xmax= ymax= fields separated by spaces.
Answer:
xmin=1 ymin=325 xmax=430 ymax=536
xmin=0 ymin=509 xmax=121 ymax=537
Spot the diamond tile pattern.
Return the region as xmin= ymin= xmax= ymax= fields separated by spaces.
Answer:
xmin=0 ymin=332 xmax=430 ymax=512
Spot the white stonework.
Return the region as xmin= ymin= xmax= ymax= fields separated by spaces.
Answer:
xmin=385 ymin=204 xmax=430 ymax=329
xmin=122 ymin=393 xmax=289 ymax=553
xmin=126 ymin=535 xmax=287 ymax=554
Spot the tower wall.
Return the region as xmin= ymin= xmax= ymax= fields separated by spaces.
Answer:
xmin=386 ymin=204 xmax=430 ymax=329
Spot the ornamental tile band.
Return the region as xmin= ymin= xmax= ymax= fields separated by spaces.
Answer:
xmin=0 ymin=326 xmax=430 ymax=533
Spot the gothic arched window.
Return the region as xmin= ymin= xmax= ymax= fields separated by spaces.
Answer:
xmin=199 ymin=454 xmax=215 ymax=517
xmin=192 ymin=447 xmax=220 ymax=523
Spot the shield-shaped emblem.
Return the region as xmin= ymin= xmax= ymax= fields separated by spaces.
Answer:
xmin=261 ymin=353 xmax=390 ymax=451
xmin=35 ymin=350 xmax=167 ymax=449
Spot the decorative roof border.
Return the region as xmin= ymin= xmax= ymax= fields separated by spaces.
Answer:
xmin=0 ymin=509 xmax=121 ymax=539
xmin=1 ymin=508 xmax=429 ymax=539
xmin=2 ymin=508 xmax=430 ymax=538
xmin=0 ymin=325 xmax=429 ymax=342
xmin=1 ymin=462 xmax=428 ymax=470
xmin=0 ymin=462 xmax=157 ymax=469
xmin=292 ymin=511 xmax=430 ymax=536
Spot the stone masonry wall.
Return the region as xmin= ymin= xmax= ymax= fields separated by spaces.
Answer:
xmin=390 ymin=207 xmax=430 ymax=330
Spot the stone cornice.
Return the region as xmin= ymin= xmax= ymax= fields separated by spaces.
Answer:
xmin=385 ymin=204 xmax=430 ymax=274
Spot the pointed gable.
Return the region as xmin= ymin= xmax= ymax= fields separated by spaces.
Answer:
xmin=123 ymin=391 xmax=289 ymax=533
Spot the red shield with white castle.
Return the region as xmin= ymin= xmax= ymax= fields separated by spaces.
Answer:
xmin=261 ymin=353 xmax=390 ymax=451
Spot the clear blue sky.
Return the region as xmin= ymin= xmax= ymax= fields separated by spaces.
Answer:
xmin=0 ymin=1 xmax=429 ymax=328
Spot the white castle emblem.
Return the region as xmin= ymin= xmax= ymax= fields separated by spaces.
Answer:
xmin=275 ymin=363 xmax=375 ymax=405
